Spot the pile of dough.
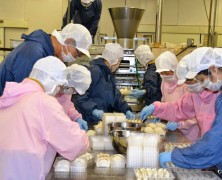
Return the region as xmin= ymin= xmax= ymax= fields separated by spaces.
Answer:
xmin=135 ymin=168 xmax=171 ymax=179
xmin=142 ymin=123 xmax=166 ymax=135
xmin=119 ymin=87 xmax=133 ymax=95
xmin=142 ymin=127 xmax=154 ymax=133
xmin=86 ymin=130 xmax=96 ymax=136
xmin=80 ymin=152 xmax=93 ymax=161
xmin=96 ymin=153 xmax=110 ymax=168
xmin=94 ymin=121 xmax=103 ymax=135
xmin=127 ymin=119 xmax=142 ymax=123
xmin=164 ymin=142 xmax=191 ymax=152
xmin=155 ymin=122 xmax=166 ymax=128
xmin=54 ymin=159 xmax=70 ymax=172
xmin=110 ymin=154 xmax=126 ymax=168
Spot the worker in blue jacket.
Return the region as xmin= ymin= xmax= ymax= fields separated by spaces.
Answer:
xmin=72 ymin=43 xmax=135 ymax=126
xmin=129 ymin=45 xmax=162 ymax=105
xmin=62 ymin=0 xmax=102 ymax=44
xmin=0 ymin=23 xmax=92 ymax=96
xmin=159 ymin=48 xmax=222 ymax=177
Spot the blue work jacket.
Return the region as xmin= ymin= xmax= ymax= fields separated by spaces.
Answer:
xmin=142 ymin=63 xmax=162 ymax=105
xmin=0 ymin=30 xmax=54 ymax=96
xmin=172 ymin=92 xmax=222 ymax=170
xmin=72 ymin=58 xmax=131 ymax=125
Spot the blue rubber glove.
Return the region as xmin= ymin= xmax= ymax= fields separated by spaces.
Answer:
xmin=92 ymin=109 xmax=104 ymax=120
xmin=130 ymin=89 xmax=146 ymax=98
xmin=159 ymin=152 xmax=172 ymax=168
xmin=166 ymin=121 xmax=178 ymax=131
xmin=126 ymin=110 xmax=136 ymax=119
xmin=76 ymin=118 xmax=88 ymax=131
xmin=140 ymin=104 xmax=155 ymax=120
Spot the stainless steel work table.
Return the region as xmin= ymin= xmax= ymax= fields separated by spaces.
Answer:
xmin=46 ymin=130 xmax=194 ymax=180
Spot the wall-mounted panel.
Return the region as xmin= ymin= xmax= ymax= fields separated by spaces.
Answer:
xmin=162 ymin=0 xmax=179 ymax=25
xmin=25 ymin=0 xmax=63 ymax=33
xmin=217 ymin=1 xmax=222 ymax=26
xmin=0 ymin=0 xmax=25 ymax=19
xmin=139 ymin=0 xmax=156 ymax=25
xmin=178 ymin=0 xmax=209 ymax=25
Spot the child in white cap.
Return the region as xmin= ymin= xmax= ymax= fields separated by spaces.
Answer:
xmin=0 ymin=56 xmax=89 ymax=180
xmin=130 ymin=45 xmax=162 ymax=106
xmin=159 ymin=48 xmax=222 ymax=177
xmin=152 ymin=52 xmax=200 ymax=142
xmin=140 ymin=47 xmax=220 ymax=140
xmin=56 ymin=64 xmax=92 ymax=130
xmin=73 ymin=43 xmax=135 ymax=126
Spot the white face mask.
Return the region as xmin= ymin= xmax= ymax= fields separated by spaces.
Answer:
xmin=202 ymin=69 xmax=222 ymax=91
xmin=202 ymin=79 xmax=222 ymax=91
xmin=61 ymin=46 xmax=76 ymax=63
xmin=186 ymin=82 xmax=204 ymax=93
xmin=160 ymin=75 xmax=175 ymax=83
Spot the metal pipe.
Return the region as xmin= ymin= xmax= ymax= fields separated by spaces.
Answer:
xmin=212 ymin=0 xmax=218 ymax=47
xmin=155 ymin=0 xmax=163 ymax=45
xmin=207 ymin=0 xmax=213 ymax=46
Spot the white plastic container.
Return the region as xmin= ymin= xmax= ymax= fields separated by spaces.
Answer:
xmin=110 ymin=154 xmax=126 ymax=168
xmin=104 ymin=136 xmax=114 ymax=150
xmin=10 ymin=39 xmax=24 ymax=48
xmin=90 ymin=135 xmax=105 ymax=150
xmin=102 ymin=113 xmax=116 ymax=135
xmin=54 ymin=159 xmax=70 ymax=172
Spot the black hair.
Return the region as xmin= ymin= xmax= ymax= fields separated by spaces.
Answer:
xmin=197 ymin=69 xmax=210 ymax=76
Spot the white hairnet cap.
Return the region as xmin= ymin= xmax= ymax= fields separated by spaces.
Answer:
xmin=102 ymin=43 xmax=124 ymax=65
xmin=29 ymin=56 xmax=67 ymax=94
xmin=176 ymin=54 xmax=190 ymax=85
xmin=52 ymin=23 xmax=92 ymax=58
xmin=66 ymin=64 xmax=92 ymax=95
xmin=213 ymin=48 xmax=222 ymax=67
xmin=185 ymin=47 xmax=214 ymax=79
xmin=155 ymin=51 xmax=178 ymax=72
xmin=81 ymin=0 xmax=94 ymax=3
xmin=134 ymin=45 xmax=154 ymax=66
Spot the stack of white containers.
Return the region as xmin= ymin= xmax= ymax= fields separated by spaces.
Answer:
xmin=127 ymin=132 xmax=144 ymax=167
xmin=102 ymin=113 xmax=126 ymax=135
xmin=143 ymin=134 xmax=160 ymax=167
xmin=127 ymin=133 xmax=161 ymax=168
xmin=90 ymin=135 xmax=114 ymax=151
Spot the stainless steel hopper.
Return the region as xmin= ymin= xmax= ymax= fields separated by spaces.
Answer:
xmin=109 ymin=7 xmax=145 ymax=49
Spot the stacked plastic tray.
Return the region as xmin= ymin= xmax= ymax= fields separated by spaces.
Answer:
xmin=174 ymin=171 xmax=220 ymax=180
xmin=127 ymin=133 xmax=161 ymax=168
xmin=134 ymin=168 xmax=175 ymax=180
xmin=164 ymin=142 xmax=192 ymax=152
xmin=166 ymin=162 xmax=201 ymax=173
